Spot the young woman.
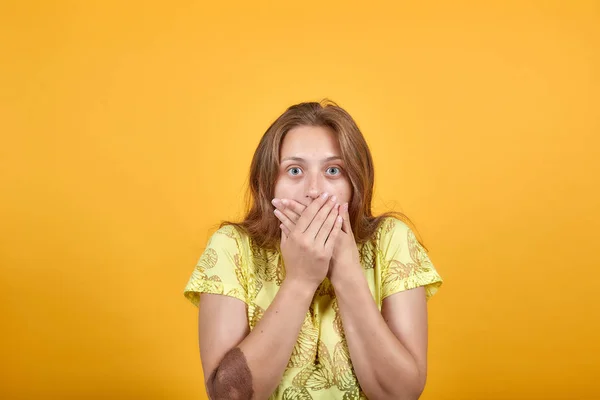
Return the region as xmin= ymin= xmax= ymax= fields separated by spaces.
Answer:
xmin=184 ymin=100 xmax=443 ymax=400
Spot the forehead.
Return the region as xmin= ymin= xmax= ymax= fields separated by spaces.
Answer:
xmin=280 ymin=125 xmax=340 ymax=158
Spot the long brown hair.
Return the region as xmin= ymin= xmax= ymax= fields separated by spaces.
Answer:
xmin=221 ymin=99 xmax=426 ymax=251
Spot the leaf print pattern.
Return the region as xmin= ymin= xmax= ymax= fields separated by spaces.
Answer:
xmin=248 ymin=303 xmax=265 ymax=330
xmin=359 ymin=241 xmax=376 ymax=270
xmin=184 ymin=270 xmax=224 ymax=298
xmin=333 ymin=341 xmax=358 ymax=392
xmin=286 ymin=287 xmax=363 ymax=397
xmin=276 ymin=257 xmax=286 ymax=286
xmin=183 ymin=218 xmax=442 ymax=399
xmin=231 ymin=252 xmax=250 ymax=301
xmin=183 ymin=225 xmax=249 ymax=306
xmin=342 ymin=388 xmax=367 ymax=400
xmin=188 ymin=249 xmax=224 ymax=295
xmin=215 ymin=227 xmax=238 ymax=239
xmin=197 ymin=248 xmax=218 ymax=270
xmin=289 ymin=337 xmax=364 ymax=398
xmin=282 ymin=386 xmax=313 ymax=400
xmin=317 ymin=278 xmax=335 ymax=298
xmin=407 ymin=229 xmax=433 ymax=273
xmin=250 ymin=239 xmax=280 ymax=283
xmin=225 ymin=287 xmax=245 ymax=300
xmin=202 ymin=274 xmax=223 ymax=294
xmin=292 ymin=340 xmax=335 ymax=390
xmin=332 ymin=298 xmax=345 ymax=340
xmin=382 ymin=259 xmax=414 ymax=291
xmin=287 ymin=313 xmax=319 ymax=368
xmin=380 ymin=220 xmax=441 ymax=299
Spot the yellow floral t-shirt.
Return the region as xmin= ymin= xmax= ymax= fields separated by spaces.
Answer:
xmin=183 ymin=217 xmax=443 ymax=399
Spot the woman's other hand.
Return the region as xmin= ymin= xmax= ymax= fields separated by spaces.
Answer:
xmin=272 ymin=193 xmax=342 ymax=289
xmin=272 ymin=198 xmax=362 ymax=286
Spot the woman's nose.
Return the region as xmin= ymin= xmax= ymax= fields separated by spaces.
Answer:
xmin=305 ymin=175 xmax=323 ymax=200
xmin=305 ymin=189 xmax=320 ymax=200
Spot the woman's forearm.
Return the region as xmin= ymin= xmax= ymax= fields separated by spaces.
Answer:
xmin=208 ymin=278 xmax=317 ymax=400
xmin=333 ymin=270 xmax=424 ymax=400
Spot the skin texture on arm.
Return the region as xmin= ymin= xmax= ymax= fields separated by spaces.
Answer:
xmin=330 ymin=205 xmax=429 ymax=400
xmin=199 ymin=294 xmax=250 ymax=399
xmin=207 ymin=348 xmax=253 ymax=400
xmin=334 ymin=275 xmax=429 ymax=400
xmin=199 ymin=194 xmax=343 ymax=400
xmin=200 ymin=280 xmax=318 ymax=400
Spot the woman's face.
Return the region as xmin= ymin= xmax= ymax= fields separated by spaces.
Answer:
xmin=274 ymin=125 xmax=352 ymax=207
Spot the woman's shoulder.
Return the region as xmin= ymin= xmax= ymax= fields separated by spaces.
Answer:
xmin=373 ymin=216 xmax=412 ymax=242
xmin=211 ymin=223 xmax=250 ymax=241
xmin=371 ymin=215 xmax=429 ymax=258
xmin=204 ymin=223 xmax=252 ymax=253
xmin=211 ymin=223 xmax=282 ymax=258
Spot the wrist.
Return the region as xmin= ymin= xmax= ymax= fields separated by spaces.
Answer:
xmin=281 ymin=277 xmax=319 ymax=299
xmin=330 ymin=262 xmax=365 ymax=291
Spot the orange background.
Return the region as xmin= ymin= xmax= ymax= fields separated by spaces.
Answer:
xmin=1 ymin=1 xmax=599 ymax=399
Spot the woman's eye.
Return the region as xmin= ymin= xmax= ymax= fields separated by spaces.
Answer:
xmin=327 ymin=167 xmax=341 ymax=175
xmin=288 ymin=167 xmax=302 ymax=176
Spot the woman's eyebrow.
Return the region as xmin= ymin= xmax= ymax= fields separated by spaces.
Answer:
xmin=281 ymin=156 xmax=343 ymax=163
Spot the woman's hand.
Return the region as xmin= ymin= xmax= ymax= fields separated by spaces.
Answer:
xmin=329 ymin=202 xmax=362 ymax=285
xmin=272 ymin=198 xmax=362 ymax=286
xmin=273 ymin=193 xmax=343 ymax=289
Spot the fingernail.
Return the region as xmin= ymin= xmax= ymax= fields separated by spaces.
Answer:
xmin=343 ymin=203 xmax=349 ymax=211
xmin=321 ymin=192 xmax=329 ymax=199
xmin=330 ymin=195 xmax=337 ymax=203
xmin=271 ymin=199 xmax=279 ymax=206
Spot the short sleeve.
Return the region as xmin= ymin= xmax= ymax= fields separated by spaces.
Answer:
xmin=378 ymin=218 xmax=443 ymax=301
xmin=183 ymin=225 xmax=248 ymax=307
